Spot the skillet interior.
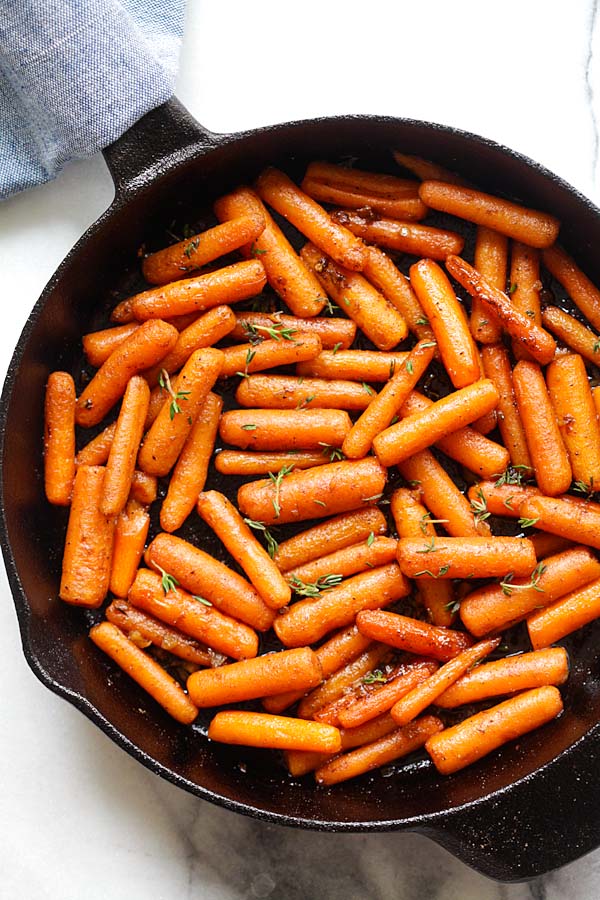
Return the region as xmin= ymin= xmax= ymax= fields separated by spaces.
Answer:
xmin=4 ymin=105 xmax=600 ymax=880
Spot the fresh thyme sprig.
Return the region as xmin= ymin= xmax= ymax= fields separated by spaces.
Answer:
xmin=156 ymin=564 xmax=179 ymax=595
xmin=158 ymin=369 xmax=191 ymax=420
xmin=362 ymin=669 xmax=387 ymax=685
xmin=267 ymin=464 xmax=295 ymax=518
xmin=470 ymin=487 xmax=491 ymax=525
xmin=500 ymin=562 xmax=546 ymax=597
xmin=494 ymin=465 xmax=531 ymax=488
xmin=235 ymin=348 xmax=256 ymax=379
xmin=243 ymin=518 xmax=279 ymax=558
xmin=289 ymin=573 xmax=343 ymax=597
xmin=318 ymin=442 xmax=345 ymax=462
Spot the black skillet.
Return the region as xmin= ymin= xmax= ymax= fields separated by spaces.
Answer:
xmin=3 ymin=98 xmax=600 ymax=883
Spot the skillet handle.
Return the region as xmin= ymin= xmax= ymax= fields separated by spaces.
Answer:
xmin=103 ymin=97 xmax=219 ymax=197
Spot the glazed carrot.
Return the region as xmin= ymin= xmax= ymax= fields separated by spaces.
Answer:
xmin=219 ymin=408 xmax=352 ymax=451
xmin=285 ymin=712 xmax=399 ymax=777
xmin=197 ymin=490 xmax=291 ymax=610
xmin=519 ymin=494 xmax=600 ymax=549
xmin=542 ymin=306 xmax=600 ymax=365
xmin=542 ymin=244 xmax=600 ymax=332
xmin=425 ymin=686 xmax=563 ymax=775
xmin=409 ymin=259 xmax=479 ymax=388
xmin=398 ymin=449 xmax=491 ymax=537
xmin=214 ymin=186 xmax=326 ymax=317
xmin=90 ymin=622 xmax=198 ymax=725
xmin=337 ymin=662 xmax=439 ymax=729
xmin=160 ymin=392 xmax=222 ymax=532
xmin=100 ymin=376 xmax=150 ymax=517
xmin=435 ymin=648 xmax=569 ymax=708
xmin=128 ymin=569 xmax=259 ymax=659
xmin=76 ymin=320 xmax=178 ymax=427
xmin=400 ymin=390 xmax=509 ymax=479
xmin=146 ymin=533 xmax=275 ymax=632
xmin=256 ymin=167 xmax=368 ymax=271
xmin=83 ymin=322 xmax=140 ymax=367
xmin=273 ymin=507 xmax=387 ymax=572
xmin=512 ymin=359 xmax=572 ymax=496
xmin=138 ymin=347 xmax=223 ymax=477
xmin=342 ymin=340 xmax=435 ymax=459
xmin=390 ymin=487 xmax=454 ymax=626
xmin=105 ymin=599 xmax=225 ymax=668
xmin=296 ymin=644 xmax=391 ymax=720
xmin=529 ymin=532 xmax=573 ymax=559
xmin=467 ymin=480 xmax=539 ymax=520
xmin=480 ymin=344 xmax=533 ymax=471
xmin=510 ymin=243 xmax=542 ymax=360
xmin=145 ymin=384 xmax=169 ymax=428
xmin=219 ymin=333 xmax=322 ymax=379
xmin=128 ymin=470 xmax=158 ymax=505
xmin=237 ymin=457 xmax=387 ymax=526
xmin=129 ymin=259 xmax=267 ymax=320
xmin=232 ymin=311 xmax=356 ymax=348
xmin=75 ymin=422 xmax=116 ymax=466
xmin=469 ymin=227 xmax=507 ymax=343
xmin=209 ymin=711 xmax=341 ymax=753
xmin=59 ymin=466 xmax=115 ymax=608
xmin=273 ymin=563 xmax=410 ymax=647
xmin=356 ymin=610 xmax=472 ymax=660
xmin=390 ymin=637 xmax=500 ymax=727
xmin=393 ymin=151 xmax=464 ymax=184
xmin=285 ymin=536 xmax=398 ymax=587
xmin=109 ymin=498 xmax=150 ymax=598
xmin=419 ymin=181 xmax=560 ymax=247
xmin=397 ymin=536 xmax=536 ymax=580
xmin=110 ymin=297 xmax=136 ymax=324
xmin=144 ymin=305 xmax=235 ymax=384
xmin=547 ymin=353 xmax=600 ymax=486
xmin=331 ymin=209 xmax=464 ymax=260
xmin=302 ymin=161 xmax=427 ymax=219
xmin=296 ymin=349 xmax=408 ymax=381
xmin=301 ymin=242 xmax=408 ymax=349
xmin=142 ymin=215 xmax=266 ymax=285
xmin=236 ymin=374 xmax=374 ymax=411
xmin=315 ymin=715 xmax=443 ymax=785
xmin=215 ymin=450 xmax=330 ymax=476
xmin=459 ymin=546 xmax=600 ymax=636
xmin=362 ymin=245 xmax=436 ymax=342
xmin=187 ymin=647 xmax=322 ymax=706
xmin=446 ymin=255 xmax=556 ymax=365
xmin=44 ymin=371 xmax=76 ymax=506
xmin=373 ymin=379 xmax=499 ymax=467
xmin=527 ymin=576 xmax=600 ymax=648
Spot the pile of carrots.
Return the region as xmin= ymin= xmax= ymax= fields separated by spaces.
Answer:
xmin=43 ymin=151 xmax=600 ymax=785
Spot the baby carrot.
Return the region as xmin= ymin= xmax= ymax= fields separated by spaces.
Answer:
xmin=480 ymin=344 xmax=533 ymax=471
xmin=44 ymin=371 xmax=76 ymax=506
xmin=393 ymin=152 xmax=464 ymax=184
xmin=219 ymin=334 xmax=322 ymax=379
xmin=296 ymin=644 xmax=391 ymax=721
xmin=510 ymin=242 xmax=542 ymax=360
xmin=83 ymin=322 xmax=140 ymax=367
xmin=129 ymin=470 xmax=158 ymax=505
xmin=527 ymin=576 xmax=600 ymax=649
xmin=337 ymin=662 xmax=439 ymax=729
xmin=232 ymin=311 xmax=356 ymax=349
xmin=397 ymin=536 xmax=536 ymax=580
xmin=529 ymin=533 xmax=574 ymax=559
xmin=362 ymin=245 xmax=436 ymax=342
xmin=90 ymin=622 xmax=198 ymax=725
xmin=236 ymin=374 xmax=373 ymax=411
xmin=409 ymin=258 xmax=480 ymax=388
xmin=59 ymin=466 xmax=115 ymax=608
xmin=209 ymin=711 xmax=341 ymax=753
xmin=331 ymin=209 xmax=464 ymax=259
xmin=75 ymin=422 xmax=116 ymax=467
xmin=547 ymin=353 xmax=600 ymax=486
xmin=426 ymin=686 xmax=563 ymax=774
xmin=109 ymin=498 xmax=150 ymax=598
xmin=519 ymin=494 xmax=600 ymax=549
xmin=419 ymin=181 xmax=560 ymax=247
xmin=215 ymin=450 xmax=329 ymax=476
xmin=542 ymin=244 xmax=600 ymax=332
xmin=285 ymin=712 xmax=399 ymax=777
xmin=144 ymin=305 xmax=235 ymax=384
xmin=285 ymin=536 xmax=398 ymax=587
xmin=469 ymin=227 xmax=507 ymax=343
xmin=100 ymin=376 xmax=150 ymax=517
xmin=296 ymin=349 xmax=408 ymax=381
xmin=273 ymin=507 xmax=387 ymax=572
xmin=301 ymin=161 xmax=427 ymax=220
xmin=467 ymin=481 xmax=540 ymax=519
xmin=542 ymin=306 xmax=600 ymax=365
xmin=512 ymin=359 xmax=572 ymax=496
xmin=356 ymin=609 xmax=472 ymax=660
xmin=219 ymin=408 xmax=351 ymax=451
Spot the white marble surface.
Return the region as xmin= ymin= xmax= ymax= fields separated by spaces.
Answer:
xmin=2 ymin=1 xmax=600 ymax=897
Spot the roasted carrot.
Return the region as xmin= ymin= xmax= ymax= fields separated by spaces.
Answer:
xmin=331 ymin=209 xmax=464 ymax=259
xmin=397 ymin=536 xmax=536 ymax=580
xmin=529 ymin=532 xmax=573 ymax=559
xmin=356 ymin=610 xmax=472 ymax=660
xmin=469 ymin=227 xmax=507 ymax=343
xmin=527 ymin=576 xmax=600 ymax=649
xmin=215 ymin=450 xmax=329 ymax=476
xmin=542 ymin=244 xmax=600 ymax=332
xmin=393 ymin=151 xmax=464 ymax=184
xmin=209 ymin=711 xmax=341 ymax=753
xmin=546 ymin=353 xmax=600 ymax=486
xmin=44 ymin=371 xmax=76 ymax=506
xmin=285 ymin=536 xmax=398 ymax=588
xmin=75 ymin=422 xmax=116 ymax=467
xmin=480 ymin=344 xmax=533 ymax=471
xmin=510 ymin=242 xmax=542 ymax=360
xmin=362 ymin=245 xmax=436 ymax=342
xmin=100 ymin=376 xmax=150 ymax=517
xmin=129 ymin=470 xmax=158 ymax=505
xmin=235 ymin=374 xmax=374 ymax=411
xmin=219 ymin=333 xmax=322 ymax=379
xmin=285 ymin=712 xmax=399 ymax=777
xmin=519 ymin=494 xmax=600 ymax=550
xmin=296 ymin=349 xmax=408 ymax=381
xmin=83 ymin=322 xmax=140 ymax=367
xmin=542 ymin=306 xmax=600 ymax=365
xmin=301 ymin=161 xmax=427 ymax=220
xmin=109 ymin=498 xmax=150 ymax=598
xmin=467 ymin=480 xmax=539 ymax=522
xmin=273 ymin=507 xmax=387 ymax=572
xmin=296 ymin=644 xmax=391 ymax=721
xmin=232 ymin=311 xmax=356 ymax=349
xmin=337 ymin=662 xmax=439 ymax=729
xmin=219 ymin=408 xmax=352 ymax=451
xmin=144 ymin=305 xmax=235 ymax=384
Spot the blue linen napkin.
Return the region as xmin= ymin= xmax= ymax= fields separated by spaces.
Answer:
xmin=0 ymin=0 xmax=186 ymax=200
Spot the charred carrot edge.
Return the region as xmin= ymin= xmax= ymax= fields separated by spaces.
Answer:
xmin=235 ymin=374 xmax=374 ymax=411
xmin=393 ymin=151 xmax=464 ymax=185
xmin=284 ymin=536 xmax=398 ymax=587
xmin=331 ymin=209 xmax=464 ymax=260
xmin=542 ymin=244 xmax=600 ymax=332
xmin=356 ymin=609 xmax=472 ymax=661
xmin=301 ymin=242 xmax=408 ymax=350
xmin=296 ymin=644 xmax=391 ymax=721
xmin=214 ymin=187 xmax=326 ymax=317
xmin=527 ymin=576 xmax=600 ymax=649
xmin=296 ymin=349 xmax=409 ymax=382
xmin=409 ymin=258 xmax=480 ymax=388
xmin=256 ymin=166 xmax=368 ymax=271
xmin=337 ymin=662 xmax=439 ymax=729
xmin=59 ymin=466 xmax=115 ymax=608
xmin=542 ymin=306 xmax=600 ymax=365
xmin=362 ymin=245 xmax=436 ymax=342
xmin=510 ymin=242 xmax=542 ymax=360
xmin=315 ymin=715 xmax=443 ymax=785
xmin=470 ymin=227 xmax=507 ymax=343
xmin=435 ymin=647 xmax=569 ymax=708
xmin=301 ymin=177 xmax=426 ymax=221
xmin=100 ymin=376 xmax=150 ymax=517
xmin=419 ymin=181 xmax=560 ymax=247
xmin=232 ymin=311 xmax=356 ymax=348
xmin=144 ymin=305 xmax=236 ymax=384
xmin=273 ymin=507 xmax=387 ymax=572
xmin=397 ymin=535 xmax=537 ymax=580
xmin=142 ymin=214 xmax=266 ymax=285
xmin=128 ymin=569 xmax=259 ymax=660
xmin=44 ymin=371 xmax=76 ymax=506
xmin=215 ymin=450 xmax=330 ymax=476
xmin=219 ymin=408 xmax=352 ymax=452
xmin=547 ymin=353 xmax=600 ymax=486
xmin=519 ymin=494 xmax=600 ymax=550
xmin=75 ymin=422 xmax=116 ymax=467
xmin=480 ymin=344 xmax=533 ymax=471
xmin=219 ymin=333 xmax=322 ymax=378
xmin=76 ymin=319 xmax=178 ymax=427
xmin=512 ymin=359 xmax=572 ymax=496
xmin=187 ymin=647 xmax=322 ymax=706
xmin=109 ymin=498 xmax=150 ymax=598
xmin=390 ymin=637 xmax=501 ymax=727
xmin=89 ymin=622 xmax=198 ymax=725
xmin=446 ymin=255 xmax=556 ymax=365
xmin=160 ymin=392 xmax=222 ymax=533
xmin=129 ymin=470 xmax=158 ymax=505
xmin=83 ymin=323 xmax=140 ymax=367
xmin=425 ymin=686 xmax=563 ymax=775
xmin=208 ymin=711 xmax=341 ymax=753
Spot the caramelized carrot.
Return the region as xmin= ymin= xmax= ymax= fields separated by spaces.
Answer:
xmin=44 ymin=371 xmax=76 ymax=506
xmin=519 ymin=494 xmax=600 ymax=550
xmin=284 ymin=536 xmax=397 ymax=587
xmin=214 ymin=450 xmax=330 ymax=476
xmin=356 ymin=610 xmax=472 ymax=660
xmin=546 ymin=353 xmax=600 ymax=487
xmin=362 ymin=245 xmax=436 ymax=342
xmin=209 ymin=711 xmax=341 ymax=753
xmin=301 ymin=161 xmax=427 ymax=220
xmin=219 ymin=408 xmax=352 ymax=451
xmin=527 ymin=576 xmax=600 ymax=649
xmin=480 ymin=344 xmax=533 ymax=471
xmin=273 ymin=508 xmax=387 ymax=572
xmin=219 ymin=334 xmax=322 ymax=379
xmin=296 ymin=349 xmax=408 ymax=381
xmin=75 ymin=422 xmax=116 ymax=467
xmin=542 ymin=244 xmax=600 ymax=332
xmin=397 ymin=536 xmax=536 ymax=580
xmin=232 ymin=311 xmax=356 ymax=348
xmin=235 ymin=374 xmax=374 ymax=411
xmin=331 ymin=209 xmax=464 ymax=259
xmin=542 ymin=306 xmax=600 ymax=365
xmin=109 ymin=498 xmax=150 ymax=598
xmin=510 ymin=242 xmax=542 ymax=360
xmin=285 ymin=712 xmax=398 ymax=776
xmin=393 ymin=152 xmax=464 ymax=184
xmin=144 ymin=305 xmax=235 ymax=384
xmin=296 ymin=644 xmax=391 ymax=720
xmin=337 ymin=662 xmax=439 ymax=729
xmin=100 ymin=376 xmax=150 ymax=517
xmin=83 ymin=323 xmax=140 ymax=367
xmin=469 ymin=227 xmax=507 ymax=343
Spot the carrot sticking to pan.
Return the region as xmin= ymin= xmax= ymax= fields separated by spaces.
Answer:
xmin=219 ymin=408 xmax=352 ymax=451
xmin=470 ymin=227 xmax=507 ymax=344
xmin=480 ymin=344 xmax=533 ymax=472
xmin=219 ymin=333 xmax=322 ymax=379
xmin=142 ymin=214 xmax=266 ymax=285
xmin=510 ymin=243 xmax=542 ymax=360
xmin=419 ymin=181 xmax=560 ymax=247
xmin=231 ymin=311 xmax=356 ymax=348
xmin=397 ymin=536 xmax=536 ymax=580
xmin=109 ymin=498 xmax=150 ymax=598
xmin=546 ymin=353 xmax=600 ymax=487
xmin=542 ymin=244 xmax=600 ymax=332
xmin=144 ymin=305 xmax=235 ymax=384
xmin=296 ymin=644 xmax=391 ymax=721
xmin=356 ymin=609 xmax=472 ymax=660
xmin=237 ymin=457 xmax=387 ymax=526
xmin=336 ymin=662 xmax=439 ymax=729
xmin=44 ymin=371 xmax=76 ymax=506
xmin=75 ymin=422 xmax=116 ymax=467
xmin=100 ymin=375 xmax=150 ymax=517
xmin=256 ymin=166 xmax=368 ymax=271
xmin=296 ymin=349 xmax=408 ymax=381
xmin=542 ymin=306 xmax=600 ymax=365
xmin=301 ymin=242 xmax=408 ymax=349
xmin=284 ymin=536 xmax=398 ymax=588
xmin=235 ymin=374 xmax=374 ymax=411
xmin=446 ymin=254 xmax=556 ymax=365
xmin=527 ymin=576 xmax=600 ymax=649
xmin=59 ymin=465 xmax=115 ymax=608
xmin=89 ymin=622 xmax=199 ymax=725
xmin=215 ymin=450 xmax=330 ymax=476
xmin=425 ymin=686 xmax=563 ymax=775
xmin=393 ymin=151 xmax=464 ymax=185
xmin=512 ymin=359 xmax=572 ymax=496
xmin=361 ymin=246 xmax=436 ymax=342
xmin=330 ymin=209 xmax=464 ymax=260
xmin=390 ymin=637 xmax=500 ymax=727
xmin=273 ymin=507 xmax=387 ymax=572
xmin=83 ymin=322 xmax=140 ymax=367
xmin=208 ymin=711 xmax=341 ymax=754
xmin=76 ymin=319 xmax=178 ymax=427
xmin=519 ymin=494 xmax=600 ymax=549
xmin=301 ymin=161 xmax=427 ymax=220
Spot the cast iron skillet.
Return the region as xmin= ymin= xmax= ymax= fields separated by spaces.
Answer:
xmin=3 ymin=98 xmax=600 ymax=883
